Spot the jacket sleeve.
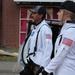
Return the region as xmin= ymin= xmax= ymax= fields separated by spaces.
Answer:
xmin=18 ymin=41 xmax=25 ymax=66
xmin=44 ymin=28 xmax=75 ymax=73
xmin=40 ymin=25 xmax=53 ymax=67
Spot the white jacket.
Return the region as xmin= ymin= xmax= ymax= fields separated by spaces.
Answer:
xmin=18 ymin=20 xmax=53 ymax=68
xmin=44 ymin=21 xmax=75 ymax=75
xmin=29 ymin=20 xmax=53 ymax=67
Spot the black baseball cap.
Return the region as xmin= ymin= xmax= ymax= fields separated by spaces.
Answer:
xmin=55 ymin=1 xmax=75 ymax=14
xmin=30 ymin=5 xmax=46 ymax=15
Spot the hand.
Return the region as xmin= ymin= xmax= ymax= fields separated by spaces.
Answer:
xmin=35 ymin=67 xmax=44 ymax=75
xmin=39 ymin=71 xmax=53 ymax=75
xmin=39 ymin=73 xmax=43 ymax=75
xmin=42 ymin=70 xmax=48 ymax=75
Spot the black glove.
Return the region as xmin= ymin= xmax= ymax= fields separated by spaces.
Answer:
xmin=19 ymin=64 xmax=34 ymax=75
xmin=50 ymin=72 xmax=53 ymax=75
xmin=35 ymin=67 xmax=44 ymax=75
xmin=42 ymin=70 xmax=48 ymax=75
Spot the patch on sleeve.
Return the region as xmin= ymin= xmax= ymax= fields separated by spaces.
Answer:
xmin=46 ymin=34 xmax=51 ymax=39
xmin=62 ymin=37 xmax=73 ymax=46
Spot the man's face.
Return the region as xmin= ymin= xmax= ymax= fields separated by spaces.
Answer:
xmin=31 ymin=12 xmax=43 ymax=24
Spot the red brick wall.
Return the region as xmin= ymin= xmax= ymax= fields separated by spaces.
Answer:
xmin=2 ymin=0 xmax=20 ymax=48
xmin=0 ymin=0 xmax=2 ymax=45
xmin=0 ymin=14 xmax=2 ymax=46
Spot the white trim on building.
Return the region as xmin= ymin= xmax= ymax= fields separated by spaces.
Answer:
xmin=14 ymin=0 xmax=75 ymax=2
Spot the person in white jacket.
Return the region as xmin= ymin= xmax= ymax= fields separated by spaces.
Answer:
xmin=18 ymin=5 xmax=53 ymax=75
xmin=38 ymin=1 xmax=75 ymax=75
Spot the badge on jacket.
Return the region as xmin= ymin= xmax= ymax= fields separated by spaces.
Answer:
xmin=31 ymin=32 xmax=35 ymax=36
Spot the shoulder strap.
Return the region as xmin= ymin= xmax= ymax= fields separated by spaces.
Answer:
xmin=27 ymin=28 xmax=41 ymax=57
xmin=21 ymin=32 xmax=31 ymax=65
xmin=27 ymin=25 xmax=45 ymax=57
xmin=66 ymin=27 xmax=75 ymax=30
xmin=59 ymin=27 xmax=75 ymax=45
xmin=55 ymin=26 xmax=75 ymax=54
xmin=59 ymin=26 xmax=75 ymax=45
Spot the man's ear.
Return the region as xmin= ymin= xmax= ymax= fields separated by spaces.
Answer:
xmin=39 ymin=14 xmax=43 ymax=19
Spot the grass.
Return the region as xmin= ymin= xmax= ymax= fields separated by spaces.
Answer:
xmin=0 ymin=55 xmax=17 ymax=62
xmin=0 ymin=47 xmax=19 ymax=62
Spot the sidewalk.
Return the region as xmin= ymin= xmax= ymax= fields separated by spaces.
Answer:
xmin=0 ymin=61 xmax=22 ymax=75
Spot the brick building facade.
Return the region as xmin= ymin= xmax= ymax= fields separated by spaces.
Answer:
xmin=0 ymin=0 xmax=2 ymax=46
xmin=1 ymin=0 xmax=19 ymax=48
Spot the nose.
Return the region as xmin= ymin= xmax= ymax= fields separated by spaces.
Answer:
xmin=57 ymin=11 xmax=59 ymax=16
xmin=31 ymin=13 xmax=34 ymax=18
